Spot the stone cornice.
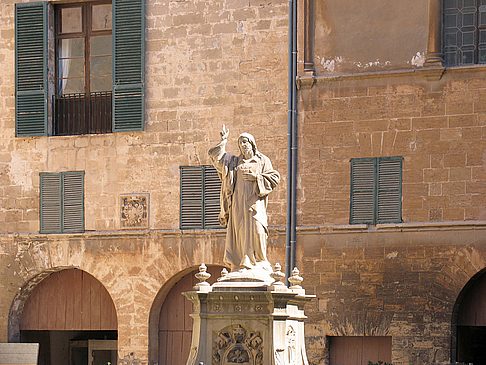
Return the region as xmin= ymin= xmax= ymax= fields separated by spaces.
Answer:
xmin=297 ymin=221 xmax=486 ymax=234
xmin=297 ymin=64 xmax=486 ymax=89
xmin=2 ymin=221 xmax=486 ymax=240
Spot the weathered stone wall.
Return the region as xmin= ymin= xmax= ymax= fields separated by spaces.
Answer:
xmin=1 ymin=226 xmax=485 ymax=365
xmin=313 ymin=0 xmax=428 ymax=73
xmin=299 ymin=70 xmax=486 ymax=225
xmin=0 ymin=0 xmax=289 ymax=233
xmin=0 ymin=229 xmax=286 ymax=363
xmin=301 ymin=224 xmax=486 ymax=365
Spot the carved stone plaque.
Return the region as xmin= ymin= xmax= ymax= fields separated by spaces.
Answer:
xmin=120 ymin=194 xmax=149 ymax=229
xmin=212 ymin=325 xmax=263 ymax=365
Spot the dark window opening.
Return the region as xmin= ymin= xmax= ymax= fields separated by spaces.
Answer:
xmin=443 ymin=0 xmax=486 ymax=66
xmin=54 ymin=1 xmax=112 ymax=135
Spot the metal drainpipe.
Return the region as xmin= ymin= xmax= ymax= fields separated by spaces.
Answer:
xmin=286 ymin=0 xmax=298 ymax=284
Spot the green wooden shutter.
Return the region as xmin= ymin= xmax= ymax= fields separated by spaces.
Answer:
xmin=350 ymin=158 xmax=376 ymax=224
xmin=180 ymin=166 xmax=203 ymax=229
xmin=15 ymin=2 xmax=48 ymax=136
xmin=377 ymin=157 xmax=402 ymax=224
xmin=203 ymin=166 xmax=221 ymax=229
xmin=40 ymin=173 xmax=62 ymax=233
xmin=112 ymin=0 xmax=145 ymax=132
xmin=62 ymin=172 xmax=85 ymax=233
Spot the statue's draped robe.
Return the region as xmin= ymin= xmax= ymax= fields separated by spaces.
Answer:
xmin=209 ymin=138 xmax=280 ymax=270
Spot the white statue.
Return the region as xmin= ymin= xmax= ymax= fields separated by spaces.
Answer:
xmin=209 ymin=125 xmax=280 ymax=273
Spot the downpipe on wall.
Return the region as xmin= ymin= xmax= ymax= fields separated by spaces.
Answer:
xmin=285 ymin=0 xmax=298 ymax=284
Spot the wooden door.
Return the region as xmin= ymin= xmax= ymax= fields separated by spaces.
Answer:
xmin=21 ymin=269 xmax=117 ymax=331
xmin=329 ymin=336 xmax=392 ymax=365
xmin=158 ymin=266 xmax=224 ymax=365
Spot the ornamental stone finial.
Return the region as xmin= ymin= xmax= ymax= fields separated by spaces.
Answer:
xmin=270 ymin=263 xmax=285 ymax=286
xmin=194 ymin=263 xmax=211 ymax=289
xmin=288 ymin=267 xmax=303 ymax=289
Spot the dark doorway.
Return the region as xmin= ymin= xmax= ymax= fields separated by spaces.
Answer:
xmin=454 ymin=269 xmax=486 ymax=364
xmin=457 ymin=326 xmax=486 ymax=364
xmin=21 ymin=331 xmax=117 ymax=365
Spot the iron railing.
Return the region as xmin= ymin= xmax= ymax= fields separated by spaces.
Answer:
xmin=54 ymin=91 xmax=112 ymax=135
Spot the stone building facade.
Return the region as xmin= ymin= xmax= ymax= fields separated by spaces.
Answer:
xmin=0 ymin=0 xmax=485 ymax=365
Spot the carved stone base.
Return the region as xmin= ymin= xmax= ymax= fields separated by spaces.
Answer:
xmin=183 ymin=266 xmax=314 ymax=365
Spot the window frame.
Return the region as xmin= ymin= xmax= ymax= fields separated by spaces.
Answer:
xmin=54 ymin=1 xmax=112 ymax=96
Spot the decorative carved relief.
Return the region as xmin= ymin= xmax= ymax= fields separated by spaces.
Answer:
xmin=119 ymin=352 xmax=141 ymax=365
xmin=120 ymin=194 xmax=149 ymax=228
xmin=212 ymin=325 xmax=263 ymax=365
xmin=274 ymin=349 xmax=284 ymax=365
xmin=212 ymin=303 xmax=222 ymax=312
xmin=188 ymin=346 xmax=198 ymax=364
xmin=286 ymin=326 xmax=296 ymax=365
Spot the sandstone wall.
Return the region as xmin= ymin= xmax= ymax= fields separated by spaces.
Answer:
xmin=299 ymin=71 xmax=486 ymax=225
xmin=313 ymin=0 xmax=428 ymax=74
xmin=0 ymin=0 xmax=289 ymax=233
xmin=1 ymin=226 xmax=485 ymax=365
xmin=0 ymin=230 xmax=284 ymax=362
xmin=301 ymin=224 xmax=486 ymax=365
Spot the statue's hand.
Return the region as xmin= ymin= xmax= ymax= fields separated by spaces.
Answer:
xmin=242 ymin=170 xmax=258 ymax=181
xmin=220 ymin=124 xmax=229 ymax=141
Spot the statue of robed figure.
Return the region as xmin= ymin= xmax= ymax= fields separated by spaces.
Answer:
xmin=208 ymin=125 xmax=280 ymax=273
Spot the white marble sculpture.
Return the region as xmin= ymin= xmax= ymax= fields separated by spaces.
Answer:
xmin=208 ymin=125 xmax=280 ymax=273
xmin=183 ymin=129 xmax=313 ymax=365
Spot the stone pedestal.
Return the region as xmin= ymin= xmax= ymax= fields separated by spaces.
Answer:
xmin=183 ymin=265 xmax=314 ymax=365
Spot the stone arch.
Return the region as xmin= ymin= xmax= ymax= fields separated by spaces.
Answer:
xmin=450 ymin=266 xmax=486 ymax=363
xmin=148 ymin=264 xmax=226 ymax=365
xmin=8 ymin=266 xmax=118 ymax=342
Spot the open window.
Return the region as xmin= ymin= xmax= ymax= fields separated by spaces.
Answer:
xmin=54 ymin=2 xmax=112 ymax=135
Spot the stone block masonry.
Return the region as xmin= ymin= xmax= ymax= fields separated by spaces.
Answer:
xmin=299 ymin=71 xmax=486 ymax=226
xmin=0 ymin=0 xmax=290 ymax=233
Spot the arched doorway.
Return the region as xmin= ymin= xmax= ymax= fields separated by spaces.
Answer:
xmin=152 ymin=265 xmax=225 ymax=365
xmin=16 ymin=269 xmax=117 ymax=365
xmin=453 ymin=269 xmax=486 ymax=364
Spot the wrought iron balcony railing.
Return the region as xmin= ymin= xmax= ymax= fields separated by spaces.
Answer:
xmin=54 ymin=91 xmax=112 ymax=135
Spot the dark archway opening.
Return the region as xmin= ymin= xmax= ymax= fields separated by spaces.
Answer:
xmin=21 ymin=330 xmax=117 ymax=365
xmin=13 ymin=269 xmax=118 ymax=365
xmin=453 ymin=268 xmax=486 ymax=365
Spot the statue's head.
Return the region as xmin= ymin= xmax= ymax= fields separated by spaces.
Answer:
xmin=237 ymin=133 xmax=257 ymax=156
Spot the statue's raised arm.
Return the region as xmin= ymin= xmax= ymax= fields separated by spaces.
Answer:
xmin=208 ymin=126 xmax=280 ymax=274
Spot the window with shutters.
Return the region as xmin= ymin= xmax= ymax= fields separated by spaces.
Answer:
xmin=350 ymin=157 xmax=403 ymax=225
xmin=15 ymin=0 xmax=145 ymax=137
xmin=180 ymin=166 xmax=221 ymax=230
xmin=40 ymin=171 xmax=85 ymax=233
xmin=443 ymin=0 xmax=486 ymax=66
